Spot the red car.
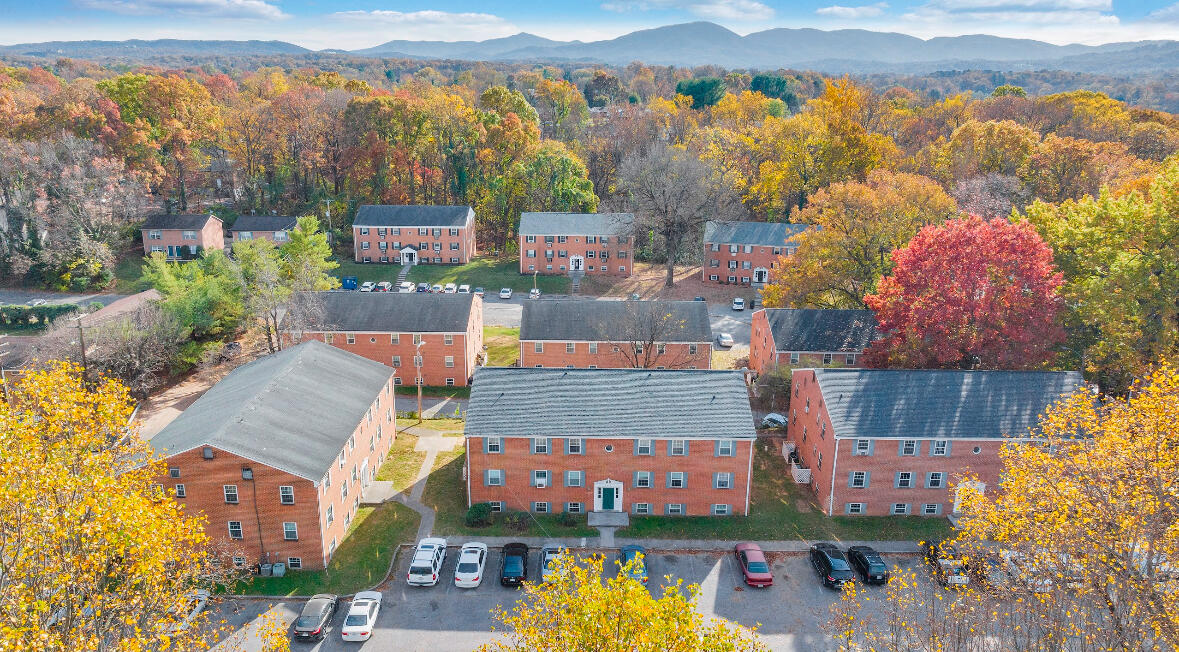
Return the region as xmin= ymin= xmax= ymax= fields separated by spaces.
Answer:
xmin=735 ymin=543 xmax=773 ymax=587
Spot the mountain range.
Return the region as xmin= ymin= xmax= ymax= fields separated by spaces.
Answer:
xmin=3 ymin=22 xmax=1179 ymax=74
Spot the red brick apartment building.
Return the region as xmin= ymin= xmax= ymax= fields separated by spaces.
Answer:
xmin=465 ymin=368 xmax=756 ymax=517
xmin=141 ymin=213 xmax=225 ymax=260
xmin=749 ymin=309 xmax=878 ymax=376
xmin=519 ymin=299 xmax=713 ymax=369
xmin=785 ymin=368 xmax=1085 ymax=518
xmin=352 ymin=205 xmax=476 ymax=264
xmin=150 ymin=341 xmax=397 ymax=570
xmin=281 ymin=292 xmax=484 ymax=387
xmin=518 ymin=212 xmax=635 ymax=276
xmin=702 ymin=221 xmax=808 ymax=286
xmin=229 ymin=215 xmax=298 ymax=244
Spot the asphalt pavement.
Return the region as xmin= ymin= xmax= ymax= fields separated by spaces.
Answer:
xmin=0 ymin=290 xmax=128 ymax=307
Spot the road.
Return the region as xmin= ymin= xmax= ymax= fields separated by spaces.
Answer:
xmin=0 ymin=290 xmax=128 ymax=308
xmin=209 ymin=550 xmax=926 ymax=652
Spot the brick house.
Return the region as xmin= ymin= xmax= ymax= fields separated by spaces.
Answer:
xmin=352 ymin=205 xmax=476 ymax=264
xmin=519 ymin=300 xmax=712 ymax=369
xmin=150 ymin=341 xmax=397 ymax=570
xmin=465 ymin=368 xmax=756 ymax=517
xmin=518 ymin=212 xmax=635 ymax=276
xmin=141 ymin=214 xmax=225 ymax=260
xmin=229 ymin=215 xmax=298 ymax=244
xmin=749 ymin=309 xmax=878 ymax=376
xmin=702 ymin=221 xmax=808 ymax=286
xmin=785 ymin=368 xmax=1085 ymax=518
xmin=280 ymin=292 xmax=484 ymax=387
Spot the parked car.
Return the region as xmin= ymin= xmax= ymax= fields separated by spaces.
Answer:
xmin=759 ymin=413 xmax=787 ymax=429
xmin=628 ymin=293 xmax=641 ymax=301
xmin=972 ymin=552 xmax=1010 ymax=591
xmin=340 ymin=276 xmax=358 ymax=291
xmin=397 ymin=281 xmax=414 ymax=293
xmin=847 ymin=545 xmax=890 ymax=585
xmin=500 ymin=542 xmax=529 ymax=587
xmin=443 ymin=282 xmax=458 ymax=293
xmin=407 ymin=537 xmax=448 ymax=586
xmin=731 ymin=297 xmax=745 ymax=311
xmin=473 ymin=287 xmax=485 ymax=298
xmin=430 ymin=284 xmax=444 ymax=293
xmin=416 ymin=282 xmax=430 ymax=293
xmin=359 ymin=281 xmax=376 ymax=292
xmin=735 ymin=543 xmax=774 ymax=587
xmin=715 ymin=332 xmax=735 ymax=348
xmin=376 ymin=281 xmax=393 ymax=292
xmin=810 ymin=542 xmax=854 ymax=589
xmin=540 ymin=546 xmax=568 ymax=583
xmin=529 ymin=288 xmax=541 ymax=300
xmin=499 ymin=288 xmax=513 ymax=299
xmin=618 ymin=545 xmax=649 ymax=585
xmin=27 ymin=298 xmax=47 ymax=307
xmin=693 ymin=296 xmax=706 ymax=302
xmin=340 ymin=591 xmax=382 ymax=642
xmin=293 ymin=593 xmax=339 ymax=641
xmin=924 ymin=541 xmax=970 ymax=587
xmin=454 ymin=542 xmax=488 ymax=588
xmin=458 ymin=284 xmax=471 ymax=293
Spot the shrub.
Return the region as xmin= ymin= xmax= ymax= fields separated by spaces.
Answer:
xmin=503 ymin=511 xmax=530 ymax=532
xmin=0 ymin=303 xmax=78 ymax=330
xmin=465 ymin=502 xmax=493 ymax=528
xmin=556 ymin=510 xmax=577 ymax=527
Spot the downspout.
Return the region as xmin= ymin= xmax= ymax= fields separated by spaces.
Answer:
xmin=744 ymin=439 xmax=753 ymax=516
xmin=827 ymin=438 xmax=840 ymax=517
xmin=465 ymin=437 xmax=472 ymax=509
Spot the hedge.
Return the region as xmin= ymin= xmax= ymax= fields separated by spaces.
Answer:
xmin=0 ymin=304 xmax=78 ymax=329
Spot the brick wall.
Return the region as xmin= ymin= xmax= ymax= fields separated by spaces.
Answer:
xmin=142 ymin=218 xmax=225 ymax=258
xmin=467 ymin=436 xmax=754 ymax=516
xmin=749 ymin=310 xmax=866 ymax=376
xmin=518 ymin=340 xmax=712 ymax=369
xmin=353 ymin=224 xmax=476 ymax=264
xmin=701 ymin=241 xmax=786 ymax=285
xmin=284 ymin=325 xmax=480 ymax=387
xmin=519 ymin=234 xmax=633 ymax=276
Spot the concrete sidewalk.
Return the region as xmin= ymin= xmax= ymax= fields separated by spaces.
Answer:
xmin=421 ymin=535 xmax=922 ymax=555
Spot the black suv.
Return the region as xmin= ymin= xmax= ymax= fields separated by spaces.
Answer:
xmin=500 ymin=542 xmax=529 ymax=587
xmin=293 ymin=593 xmax=338 ymax=641
xmin=847 ymin=545 xmax=890 ymax=585
xmin=810 ymin=543 xmax=855 ymax=589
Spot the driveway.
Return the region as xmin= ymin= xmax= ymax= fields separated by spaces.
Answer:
xmin=0 ymin=290 xmax=128 ymax=308
xmin=209 ymin=549 xmax=927 ymax=652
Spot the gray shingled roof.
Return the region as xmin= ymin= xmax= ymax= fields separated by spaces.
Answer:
xmin=151 ymin=341 xmax=394 ymax=481
xmin=518 ymin=212 xmax=635 ymax=236
xmin=812 ymin=368 xmax=1086 ymax=440
xmin=230 ymin=215 xmax=297 ymax=232
xmin=353 ymin=205 xmax=474 ymax=228
xmin=280 ymin=292 xmax=476 ymax=333
xmin=764 ymin=309 xmax=879 ymax=353
xmin=520 ymin=300 xmax=712 ymax=342
xmin=703 ymin=220 xmax=808 ymax=247
xmin=466 ymin=368 xmax=756 ymax=439
xmin=141 ymin=214 xmax=219 ymax=231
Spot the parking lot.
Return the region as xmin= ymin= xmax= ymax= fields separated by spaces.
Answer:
xmin=211 ymin=547 xmax=925 ymax=651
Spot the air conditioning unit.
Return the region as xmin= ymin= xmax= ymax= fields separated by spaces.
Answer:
xmin=535 ymin=478 xmax=547 ymax=489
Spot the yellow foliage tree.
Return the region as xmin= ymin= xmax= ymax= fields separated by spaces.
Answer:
xmin=481 ymin=553 xmax=766 ymax=652
xmin=0 ymin=362 xmax=229 ymax=650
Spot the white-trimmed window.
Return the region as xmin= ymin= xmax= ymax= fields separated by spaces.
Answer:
xmin=713 ymin=472 xmax=733 ymax=489
xmin=566 ymin=438 xmax=583 ymax=454
xmin=182 ymin=230 xmax=197 ymax=240
xmin=900 ymin=440 xmax=918 ymax=456
xmin=326 ymin=505 xmax=333 ymax=525
xmin=635 ymin=439 xmax=653 ymax=455
xmin=174 ymin=484 xmax=186 ymax=498
xmin=823 ymin=353 xmax=833 ymax=364
xmin=485 ymin=469 xmax=504 ymax=486
xmin=532 ymin=438 xmax=549 ymax=454
xmin=790 ymin=352 xmax=800 ymax=364
xmin=711 ymin=504 xmax=731 ymax=516
xmin=689 ymin=343 xmax=698 ymax=355
xmin=565 ymin=470 xmax=584 ymax=487
xmin=633 ymin=503 xmax=651 ymax=515
xmin=169 ymin=467 xmax=180 ymax=478
xmin=287 ymin=557 xmax=302 ymax=569
xmin=533 ymin=502 xmax=550 ymax=513
xmin=223 ymin=485 xmax=238 ymax=503
xmin=892 ymin=503 xmax=911 ymax=515
xmin=445 ymin=356 xmax=454 ymax=368
xmin=896 ymin=472 xmax=914 ymax=488
xmin=854 ymin=439 xmax=872 ymax=456
xmin=845 ymin=353 xmax=856 ymax=365
xmin=283 ymin=522 xmax=298 ymax=540
xmin=846 ymin=503 xmax=865 ymax=515
xmin=486 ymin=437 xmax=502 ymax=454
xmin=566 ymin=502 xmax=583 ymax=513
xmin=446 ymin=378 xmax=455 ymax=386
xmin=668 ymin=440 xmax=687 ymax=456
xmin=924 ymin=503 xmax=942 ymax=515
xmin=716 ymin=440 xmax=735 ymax=457
xmin=850 ymin=471 xmax=868 ymax=488
xmin=634 ymin=471 xmax=653 ymax=488
xmin=279 ymin=486 xmax=294 ymax=504
xmin=566 ymin=342 xmax=575 ymax=354
xmin=532 ymin=470 xmax=550 ymax=487
xmin=346 ymin=333 xmax=356 ymax=345
xmin=488 ymin=501 xmax=503 ymax=512
xmin=926 ymin=472 xmax=945 ymax=489
xmin=534 ymin=342 xmax=543 ymax=353
xmin=665 ymin=503 xmax=685 ymax=515
xmin=232 ymin=556 xmax=247 ymax=568
xmin=931 ymin=440 xmax=949 ymax=456
xmin=148 ymin=229 xmax=162 ymax=240
xmin=668 ymin=471 xmax=686 ymax=488
xmin=228 ymin=521 xmax=243 ymax=539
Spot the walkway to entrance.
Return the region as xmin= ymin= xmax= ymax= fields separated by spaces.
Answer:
xmin=588 ymin=511 xmax=630 ymax=547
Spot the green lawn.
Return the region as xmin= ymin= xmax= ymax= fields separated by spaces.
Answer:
xmin=230 ymin=502 xmax=420 ymax=597
xmin=618 ymin=438 xmax=954 ymax=542
xmin=424 ymin=447 xmax=598 ymax=538
xmin=333 ymin=256 xmax=570 ymax=294
xmin=112 ymin=251 xmax=148 ymax=293
xmin=375 ymin=433 xmax=426 ymax=494
xmin=395 ymin=385 xmax=471 ymax=401
xmin=484 ymin=326 xmax=520 ymax=366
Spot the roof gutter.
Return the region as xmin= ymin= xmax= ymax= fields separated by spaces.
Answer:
xmin=827 ymin=438 xmax=840 ymax=517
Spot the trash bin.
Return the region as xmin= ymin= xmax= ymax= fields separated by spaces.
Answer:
xmin=260 ymin=563 xmax=273 ymax=576
xmin=272 ymin=563 xmax=286 ymax=577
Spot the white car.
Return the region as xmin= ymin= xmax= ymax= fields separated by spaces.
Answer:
xmin=716 ymin=332 xmax=735 ymax=348
xmin=540 ymin=546 xmax=568 ymax=583
xmin=454 ymin=542 xmax=488 ymax=588
xmin=529 ymin=288 xmax=541 ymax=300
xmin=340 ymin=591 xmax=382 ymax=642
xmin=457 ymin=284 xmax=471 ymax=294
xmin=499 ymin=288 xmax=513 ymax=299
xmin=407 ymin=537 xmax=448 ymax=586
xmin=731 ymin=297 xmax=745 ymax=311
xmin=359 ymin=281 xmax=376 ymax=292
xmin=431 ymin=284 xmax=444 ymax=293
xmin=444 ymin=282 xmax=458 ymax=294
xmin=398 ymin=281 xmax=415 ymax=293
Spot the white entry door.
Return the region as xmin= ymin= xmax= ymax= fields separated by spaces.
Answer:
xmin=400 ymin=247 xmax=417 ymax=264
xmin=570 ymin=256 xmax=584 ymax=271
xmin=593 ymin=479 xmax=623 ymax=512
xmin=753 ymin=267 xmax=769 ymax=284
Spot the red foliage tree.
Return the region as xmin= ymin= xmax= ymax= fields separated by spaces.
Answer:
xmin=863 ymin=215 xmax=1065 ymax=369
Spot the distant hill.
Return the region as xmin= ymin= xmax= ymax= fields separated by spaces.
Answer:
xmin=2 ymin=24 xmax=1178 ymax=75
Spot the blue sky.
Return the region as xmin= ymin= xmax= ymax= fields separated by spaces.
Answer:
xmin=1 ymin=1 xmax=1178 ymax=50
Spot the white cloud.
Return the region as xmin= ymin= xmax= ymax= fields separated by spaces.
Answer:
xmin=74 ymin=0 xmax=285 ymax=20
xmin=924 ymin=0 xmax=1110 ymax=8
xmin=329 ymin=10 xmax=519 ymax=40
xmin=1148 ymin=3 xmax=1179 ymax=22
xmin=899 ymin=0 xmax=1119 ymax=39
xmin=816 ymin=3 xmax=888 ymax=19
xmin=600 ymin=0 xmax=774 ymax=22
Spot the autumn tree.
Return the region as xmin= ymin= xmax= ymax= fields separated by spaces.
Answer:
xmin=234 ymin=238 xmax=289 ymax=353
xmin=760 ymin=169 xmax=958 ymax=309
xmin=0 ymin=362 xmax=230 ymax=650
xmin=608 ymin=301 xmax=698 ymax=369
xmin=482 ymin=553 xmax=765 ymax=652
xmin=618 ymin=142 xmax=745 ymax=287
xmin=143 ymin=249 xmax=244 ymax=365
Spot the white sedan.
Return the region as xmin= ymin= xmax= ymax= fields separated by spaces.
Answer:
xmin=359 ymin=281 xmax=376 ymax=292
xmin=340 ymin=591 xmax=382 ymax=642
xmin=731 ymin=297 xmax=745 ymax=311
xmin=444 ymin=282 xmax=458 ymax=293
xmin=454 ymin=542 xmax=489 ymax=588
xmin=499 ymin=288 xmax=513 ymax=299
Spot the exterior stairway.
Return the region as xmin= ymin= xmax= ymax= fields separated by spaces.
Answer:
xmin=396 ymin=263 xmax=412 ymax=284
xmin=568 ymin=270 xmax=585 ymax=295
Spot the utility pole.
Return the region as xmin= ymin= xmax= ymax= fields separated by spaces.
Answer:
xmin=74 ymin=317 xmax=88 ymax=382
xmin=415 ymin=341 xmax=424 ymax=424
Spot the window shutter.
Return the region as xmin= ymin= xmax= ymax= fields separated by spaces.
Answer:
xmin=632 ymin=471 xmax=641 ymax=487
xmin=867 ymin=440 xmax=875 ymax=456
xmin=714 ymin=472 xmax=721 ymax=489
xmin=565 ymin=438 xmax=571 ymax=455
xmin=864 ymin=471 xmax=871 ymax=488
xmin=682 ymin=441 xmax=689 ymax=455
xmin=633 ymin=439 xmax=640 ymax=455
xmin=847 ymin=472 xmax=855 ymax=488
xmin=914 ymin=441 xmax=923 ymax=456
xmin=893 ymin=472 xmax=902 ymax=489
xmin=482 ymin=438 xmax=489 ymax=454
xmin=667 ymin=441 xmax=674 ymax=456
xmin=682 ymin=472 xmax=687 ymax=489
xmin=665 ymin=473 xmax=672 ymax=488
xmin=545 ymin=438 xmax=552 ymax=455
xmin=945 ymin=441 xmax=952 ymax=456
xmin=530 ymin=472 xmax=537 ymax=488
xmin=714 ymin=440 xmax=720 ymax=457
xmin=483 ymin=470 xmax=491 ymax=485
xmin=897 ymin=441 xmax=905 ymax=456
